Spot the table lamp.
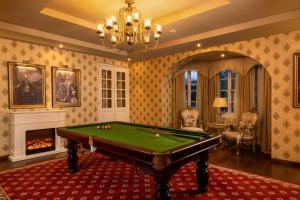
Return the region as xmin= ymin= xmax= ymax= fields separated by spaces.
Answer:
xmin=213 ymin=97 xmax=228 ymax=123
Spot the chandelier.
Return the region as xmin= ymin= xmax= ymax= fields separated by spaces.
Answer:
xmin=96 ymin=0 xmax=162 ymax=51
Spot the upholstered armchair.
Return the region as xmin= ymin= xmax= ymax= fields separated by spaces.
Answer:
xmin=180 ymin=108 xmax=204 ymax=132
xmin=222 ymin=111 xmax=258 ymax=155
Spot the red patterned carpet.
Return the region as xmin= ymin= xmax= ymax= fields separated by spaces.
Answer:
xmin=0 ymin=153 xmax=299 ymax=200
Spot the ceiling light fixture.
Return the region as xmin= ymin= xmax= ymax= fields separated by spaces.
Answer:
xmin=58 ymin=44 xmax=64 ymax=48
xmin=221 ymin=53 xmax=225 ymax=58
xmin=96 ymin=0 xmax=162 ymax=52
xmin=196 ymin=43 xmax=201 ymax=48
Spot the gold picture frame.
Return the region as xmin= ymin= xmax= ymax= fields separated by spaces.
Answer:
xmin=52 ymin=67 xmax=81 ymax=107
xmin=294 ymin=53 xmax=300 ymax=108
xmin=8 ymin=62 xmax=46 ymax=109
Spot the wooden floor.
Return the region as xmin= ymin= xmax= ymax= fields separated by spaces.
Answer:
xmin=209 ymin=145 xmax=300 ymax=185
xmin=0 ymin=145 xmax=299 ymax=185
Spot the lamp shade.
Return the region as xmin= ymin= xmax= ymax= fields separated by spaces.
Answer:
xmin=213 ymin=97 xmax=228 ymax=108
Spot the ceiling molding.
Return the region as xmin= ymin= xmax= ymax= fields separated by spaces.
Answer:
xmin=0 ymin=5 xmax=299 ymax=61
xmin=135 ymin=9 xmax=300 ymax=54
xmin=40 ymin=7 xmax=96 ymax=30
xmin=41 ymin=1 xmax=230 ymax=32
xmin=154 ymin=0 xmax=230 ymax=25
xmin=0 ymin=20 xmax=127 ymax=56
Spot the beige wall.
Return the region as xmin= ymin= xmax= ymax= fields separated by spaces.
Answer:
xmin=0 ymin=38 xmax=128 ymax=156
xmin=130 ymin=30 xmax=300 ymax=163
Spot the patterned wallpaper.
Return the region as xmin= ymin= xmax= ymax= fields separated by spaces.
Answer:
xmin=1 ymin=30 xmax=300 ymax=164
xmin=0 ymin=38 xmax=128 ymax=157
xmin=130 ymin=30 xmax=300 ymax=163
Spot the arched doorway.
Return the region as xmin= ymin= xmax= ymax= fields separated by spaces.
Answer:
xmin=171 ymin=51 xmax=272 ymax=154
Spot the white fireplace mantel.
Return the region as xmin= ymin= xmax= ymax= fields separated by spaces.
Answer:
xmin=9 ymin=110 xmax=67 ymax=162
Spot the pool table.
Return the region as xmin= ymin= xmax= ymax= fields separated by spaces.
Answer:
xmin=56 ymin=122 xmax=220 ymax=200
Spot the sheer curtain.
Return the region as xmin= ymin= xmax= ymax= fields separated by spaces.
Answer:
xmin=172 ymin=72 xmax=185 ymax=128
xmin=196 ymin=72 xmax=209 ymax=123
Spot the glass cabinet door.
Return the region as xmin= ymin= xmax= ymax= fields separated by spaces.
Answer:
xmin=101 ymin=69 xmax=112 ymax=108
xmin=116 ymin=71 xmax=126 ymax=108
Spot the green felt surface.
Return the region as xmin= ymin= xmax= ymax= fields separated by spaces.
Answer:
xmin=66 ymin=122 xmax=205 ymax=153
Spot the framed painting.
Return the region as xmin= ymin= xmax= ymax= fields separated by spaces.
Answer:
xmin=8 ymin=62 xmax=46 ymax=109
xmin=294 ymin=53 xmax=300 ymax=108
xmin=52 ymin=67 xmax=81 ymax=107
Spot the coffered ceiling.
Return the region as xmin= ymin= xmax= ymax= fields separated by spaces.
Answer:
xmin=44 ymin=0 xmax=229 ymax=25
xmin=0 ymin=0 xmax=299 ymax=61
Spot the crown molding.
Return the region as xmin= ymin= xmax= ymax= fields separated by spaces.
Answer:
xmin=0 ymin=20 xmax=128 ymax=57
xmin=40 ymin=7 xmax=96 ymax=30
xmin=130 ymin=9 xmax=300 ymax=57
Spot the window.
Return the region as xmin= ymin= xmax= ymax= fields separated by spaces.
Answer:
xmin=184 ymin=70 xmax=197 ymax=108
xmin=219 ymin=70 xmax=236 ymax=113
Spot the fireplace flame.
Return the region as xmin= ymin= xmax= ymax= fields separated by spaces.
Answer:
xmin=26 ymin=138 xmax=54 ymax=150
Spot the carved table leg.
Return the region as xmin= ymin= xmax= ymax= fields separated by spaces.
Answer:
xmin=67 ymin=140 xmax=78 ymax=173
xmin=154 ymin=173 xmax=171 ymax=200
xmin=196 ymin=150 xmax=209 ymax=193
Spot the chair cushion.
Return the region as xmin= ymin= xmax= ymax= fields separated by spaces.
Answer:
xmin=223 ymin=131 xmax=241 ymax=140
xmin=223 ymin=131 xmax=255 ymax=141
xmin=241 ymin=134 xmax=255 ymax=140
xmin=182 ymin=118 xmax=197 ymax=127
xmin=181 ymin=127 xmax=204 ymax=132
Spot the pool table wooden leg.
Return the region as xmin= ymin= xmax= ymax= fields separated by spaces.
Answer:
xmin=154 ymin=173 xmax=171 ymax=200
xmin=67 ymin=140 xmax=78 ymax=173
xmin=196 ymin=150 xmax=209 ymax=193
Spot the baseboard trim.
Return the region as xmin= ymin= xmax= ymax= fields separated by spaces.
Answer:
xmin=0 ymin=155 xmax=9 ymax=161
xmin=271 ymin=158 xmax=300 ymax=166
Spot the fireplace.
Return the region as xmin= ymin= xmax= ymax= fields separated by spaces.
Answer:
xmin=9 ymin=110 xmax=67 ymax=162
xmin=26 ymin=128 xmax=56 ymax=155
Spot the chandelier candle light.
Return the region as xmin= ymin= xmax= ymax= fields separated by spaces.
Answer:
xmin=96 ymin=0 xmax=162 ymax=51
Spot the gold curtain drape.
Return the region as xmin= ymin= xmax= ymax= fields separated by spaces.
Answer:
xmin=197 ymin=72 xmax=209 ymax=122
xmin=172 ymin=72 xmax=185 ymax=128
xmin=235 ymin=73 xmax=242 ymax=121
xmin=258 ymin=68 xmax=272 ymax=153
xmin=208 ymin=74 xmax=219 ymax=122
xmin=236 ymin=72 xmax=252 ymax=122
xmin=235 ymin=66 xmax=271 ymax=153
